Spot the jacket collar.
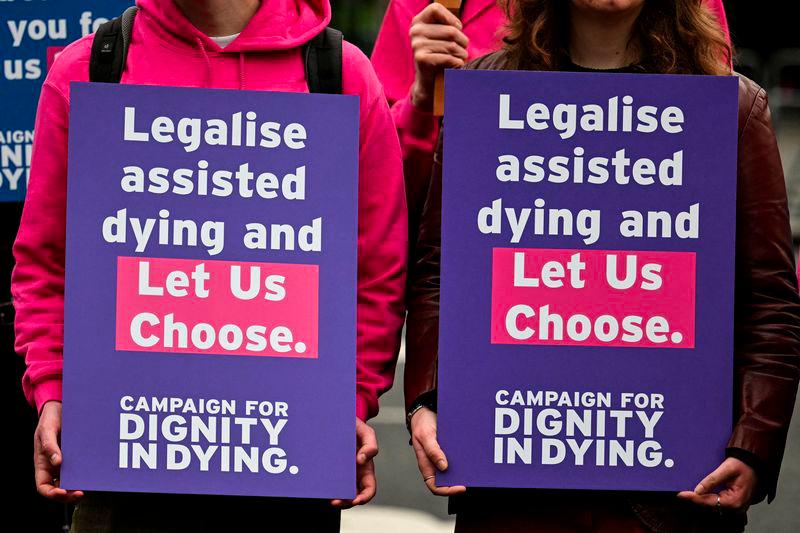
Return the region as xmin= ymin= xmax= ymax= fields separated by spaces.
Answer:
xmin=461 ymin=0 xmax=501 ymax=27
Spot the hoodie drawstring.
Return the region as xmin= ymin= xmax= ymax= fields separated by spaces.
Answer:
xmin=239 ymin=53 xmax=246 ymax=90
xmin=195 ymin=36 xmax=246 ymax=90
xmin=195 ymin=37 xmax=213 ymax=88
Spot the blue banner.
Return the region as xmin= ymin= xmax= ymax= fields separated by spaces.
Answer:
xmin=1 ymin=0 xmax=133 ymax=202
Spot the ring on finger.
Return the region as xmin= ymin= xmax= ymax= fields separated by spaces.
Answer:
xmin=716 ymin=494 xmax=722 ymax=515
xmin=423 ymin=475 xmax=435 ymax=482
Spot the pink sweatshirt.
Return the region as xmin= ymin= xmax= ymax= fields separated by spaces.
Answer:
xmin=372 ymin=0 xmax=506 ymax=226
xmin=371 ymin=0 xmax=730 ymax=221
xmin=13 ymin=0 xmax=408 ymax=422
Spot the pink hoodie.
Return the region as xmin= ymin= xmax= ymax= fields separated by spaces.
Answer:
xmin=13 ymin=0 xmax=407 ymax=422
xmin=371 ymin=0 xmax=730 ymax=223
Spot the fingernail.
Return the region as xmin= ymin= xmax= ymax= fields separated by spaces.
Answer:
xmin=437 ymin=459 xmax=447 ymax=470
xmin=694 ymin=483 xmax=705 ymax=494
xmin=50 ymin=453 xmax=58 ymax=464
xmin=358 ymin=453 xmax=366 ymax=464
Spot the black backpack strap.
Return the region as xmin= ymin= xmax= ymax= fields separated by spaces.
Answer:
xmin=303 ymin=27 xmax=343 ymax=94
xmin=90 ymin=6 xmax=138 ymax=83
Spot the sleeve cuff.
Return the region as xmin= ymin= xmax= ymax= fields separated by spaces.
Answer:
xmin=408 ymin=389 xmax=438 ymax=416
xmin=395 ymin=93 xmax=439 ymax=148
xmin=726 ymin=447 xmax=769 ymax=503
xmin=33 ymin=377 xmax=63 ymax=415
xmin=726 ymin=447 xmax=765 ymax=474
xmin=356 ymin=395 xmax=371 ymax=422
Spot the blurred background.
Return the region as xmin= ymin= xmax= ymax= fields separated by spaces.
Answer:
xmin=4 ymin=0 xmax=800 ymax=531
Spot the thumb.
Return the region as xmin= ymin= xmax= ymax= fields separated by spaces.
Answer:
xmin=420 ymin=432 xmax=448 ymax=472
xmin=40 ymin=431 xmax=62 ymax=466
xmin=696 ymin=462 xmax=735 ymax=494
xmin=356 ymin=420 xmax=378 ymax=464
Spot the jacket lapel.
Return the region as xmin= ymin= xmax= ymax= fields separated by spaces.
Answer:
xmin=461 ymin=0 xmax=501 ymax=27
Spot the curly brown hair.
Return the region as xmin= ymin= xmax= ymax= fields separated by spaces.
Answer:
xmin=501 ymin=0 xmax=732 ymax=75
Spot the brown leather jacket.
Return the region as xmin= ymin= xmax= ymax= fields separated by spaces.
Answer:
xmin=405 ymin=50 xmax=800 ymax=531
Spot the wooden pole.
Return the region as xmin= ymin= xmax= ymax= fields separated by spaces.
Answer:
xmin=433 ymin=0 xmax=464 ymax=116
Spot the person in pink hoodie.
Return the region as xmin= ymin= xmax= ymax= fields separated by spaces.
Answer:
xmin=13 ymin=0 xmax=407 ymax=530
xmin=371 ymin=0 xmax=729 ymax=254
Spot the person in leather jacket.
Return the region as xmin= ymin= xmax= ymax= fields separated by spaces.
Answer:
xmin=404 ymin=1 xmax=800 ymax=531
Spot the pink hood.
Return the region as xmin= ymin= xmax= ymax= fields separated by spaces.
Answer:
xmin=127 ymin=0 xmax=331 ymax=91
xmin=13 ymin=0 xmax=407 ymax=422
xmin=138 ymin=0 xmax=330 ymax=52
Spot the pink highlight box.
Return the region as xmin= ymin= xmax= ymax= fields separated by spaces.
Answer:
xmin=116 ymin=256 xmax=319 ymax=358
xmin=491 ymin=248 xmax=696 ymax=349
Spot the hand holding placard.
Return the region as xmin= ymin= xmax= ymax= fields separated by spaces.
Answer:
xmin=331 ymin=420 xmax=380 ymax=508
xmin=409 ymin=407 xmax=467 ymax=496
xmin=34 ymin=402 xmax=84 ymax=503
xmin=408 ymin=1 xmax=468 ymax=113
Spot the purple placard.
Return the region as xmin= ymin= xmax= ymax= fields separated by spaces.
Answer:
xmin=437 ymin=69 xmax=738 ymax=491
xmin=61 ymin=83 xmax=359 ymax=499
